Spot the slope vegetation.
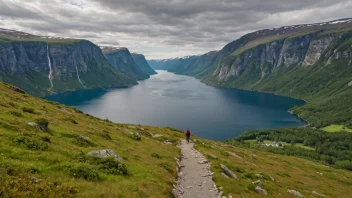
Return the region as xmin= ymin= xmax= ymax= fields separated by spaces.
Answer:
xmin=0 ymin=82 xmax=352 ymax=197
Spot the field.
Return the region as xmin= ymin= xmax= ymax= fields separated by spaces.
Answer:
xmin=322 ymin=125 xmax=352 ymax=132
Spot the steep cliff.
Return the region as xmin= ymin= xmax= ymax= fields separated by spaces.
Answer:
xmin=148 ymin=18 xmax=352 ymax=128
xmin=102 ymin=47 xmax=149 ymax=80
xmin=0 ymin=29 xmax=136 ymax=97
xmin=131 ymin=53 xmax=157 ymax=75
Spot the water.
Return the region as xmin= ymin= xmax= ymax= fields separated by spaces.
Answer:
xmin=47 ymin=70 xmax=305 ymax=140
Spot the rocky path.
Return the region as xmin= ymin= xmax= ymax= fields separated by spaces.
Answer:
xmin=173 ymin=140 xmax=219 ymax=198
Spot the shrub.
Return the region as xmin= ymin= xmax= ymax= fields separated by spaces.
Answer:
xmin=100 ymin=130 xmax=112 ymax=140
xmin=8 ymin=102 xmax=16 ymax=107
xmin=242 ymin=172 xmax=255 ymax=179
xmin=0 ymin=174 xmax=77 ymax=197
xmin=158 ymin=163 xmax=173 ymax=173
xmin=35 ymin=118 xmax=49 ymax=128
xmin=335 ymin=160 xmax=352 ymax=171
xmin=99 ymin=157 xmax=130 ymax=175
xmin=13 ymin=136 xmax=48 ymax=150
xmin=68 ymin=166 xmax=99 ymax=181
xmin=151 ymin=153 xmax=162 ymax=159
xmin=64 ymin=118 xmax=78 ymax=124
xmin=130 ymin=133 xmax=141 ymax=141
xmin=74 ymin=136 xmax=96 ymax=147
xmin=22 ymin=107 xmax=35 ymax=114
xmin=9 ymin=110 xmax=22 ymax=117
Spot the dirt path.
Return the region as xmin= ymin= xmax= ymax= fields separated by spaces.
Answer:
xmin=173 ymin=140 xmax=219 ymax=198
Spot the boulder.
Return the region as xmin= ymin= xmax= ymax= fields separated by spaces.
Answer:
xmin=128 ymin=125 xmax=136 ymax=129
xmin=220 ymin=164 xmax=238 ymax=179
xmin=221 ymin=172 xmax=229 ymax=179
xmin=288 ymin=189 xmax=304 ymax=197
xmin=87 ymin=149 xmax=122 ymax=162
xmin=28 ymin=122 xmax=47 ymax=131
xmin=255 ymin=186 xmax=267 ymax=195
xmin=312 ymin=191 xmax=325 ymax=197
xmin=252 ymin=180 xmax=261 ymax=185
xmin=228 ymin=152 xmax=243 ymax=160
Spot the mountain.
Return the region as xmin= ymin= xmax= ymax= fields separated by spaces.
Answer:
xmin=131 ymin=53 xmax=157 ymax=75
xmin=1 ymin=81 xmax=351 ymax=197
xmin=0 ymin=29 xmax=136 ymax=97
xmin=148 ymin=18 xmax=352 ymax=128
xmin=102 ymin=47 xmax=150 ymax=80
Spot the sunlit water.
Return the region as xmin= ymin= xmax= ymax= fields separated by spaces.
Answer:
xmin=47 ymin=70 xmax=305 ymax=140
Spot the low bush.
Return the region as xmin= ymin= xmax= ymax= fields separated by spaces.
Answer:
xmin=13 ymin=136 xmax=48 ymax=150
xmin=68 ymin=166 xmax=99 ymax=181
xmin=22 ymin=107 xmax=35 ymax=114
xmin=99 ymin=157 xmax=130 ymax=175
xmin=151 ymin=153 xmax=162 ymax=159
xmin=158 ymin=163 xmax=173 ymax=173
xmin=9 ymin=110 xmax=22 ymax=117
xmin=74 ymin=136 xmax=96 ymax=147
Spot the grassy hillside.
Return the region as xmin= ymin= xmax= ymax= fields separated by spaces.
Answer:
xmin=1 ymin=82 xmax=352 ymax=197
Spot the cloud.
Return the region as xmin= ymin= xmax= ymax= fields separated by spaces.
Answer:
xmin=0 ymin=0 xmax=351 ymax=59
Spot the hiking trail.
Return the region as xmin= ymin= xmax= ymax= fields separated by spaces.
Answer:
xmin=173 ymin=139 xmax=219 ymax=198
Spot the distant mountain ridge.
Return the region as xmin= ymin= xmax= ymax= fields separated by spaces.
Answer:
xmin=102 ymin=47 xmax=150 ymax=80
xmin=131 ymin=53 xmax=157 ymax=75
xmin=148 ymin=18 xmax=352 ymax=128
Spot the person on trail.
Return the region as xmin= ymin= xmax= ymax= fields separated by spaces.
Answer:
xmin=185 ymin=128 xmax=191 ymax=143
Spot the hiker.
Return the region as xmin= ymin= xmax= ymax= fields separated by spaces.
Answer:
xmin=185 ymin=128 xmax=191 ymax=143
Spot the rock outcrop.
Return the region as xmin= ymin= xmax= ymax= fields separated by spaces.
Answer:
xmin=0 ymin=29 xmax=136 ymax=97
xmin=102 ymin=47 xmax=149 ymax=80
xmin=87 ymin=149 xmax=123 ymax=162
xmin=220 ymin=164 xmax=238 ymax=179
xmin=131 ymin=53 xmax=157 ymax=75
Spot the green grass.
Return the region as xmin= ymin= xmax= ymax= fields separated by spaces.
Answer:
xmin=1 ymin=81 xmax=352 ymax=197
xmin=322 ymin=125 xmax=352 ymax=132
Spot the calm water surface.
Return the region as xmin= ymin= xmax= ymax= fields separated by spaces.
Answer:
xmin=47 ymin=70 xmax=305 ymax=140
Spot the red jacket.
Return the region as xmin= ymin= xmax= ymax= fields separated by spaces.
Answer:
xmin=186 ymin=130 xmax=191 ymax=136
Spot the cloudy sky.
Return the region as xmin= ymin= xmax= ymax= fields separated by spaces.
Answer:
xmin=0 ymin=0 xmax=351 ymax=59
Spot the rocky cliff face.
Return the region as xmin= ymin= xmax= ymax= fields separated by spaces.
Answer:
xmin=0 ymin=30 xmax=136 ymax=97
xmin=149 ymin=18 xmax=352 ymax=127
xmin=131 ymin=53 xmax=157 ymax=75
xmin=102 ymin=47 xmax=149 ymax=80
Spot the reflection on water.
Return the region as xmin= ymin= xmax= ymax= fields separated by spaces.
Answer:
xmin=47 ymin=70 xmax=305 ymax=140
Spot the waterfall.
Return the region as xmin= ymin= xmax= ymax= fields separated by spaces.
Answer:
xmin=47 ymin=44 xmax=54 ymax=90
xmin=75 ymin=65 xmax=86 ymax=88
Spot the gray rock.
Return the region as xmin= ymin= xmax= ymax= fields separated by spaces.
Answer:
xmin=312 ymin=191 xmax=325 ymax=197
xmin=28 ymin=122 xmax=47 ymax=131
xmin=256 ymin=173 xmax=263 ymax=178
xmin=87 ymin=149 xmax=122 ymax=162
xmin=221 ymin=172 xmax=229 ymax=179
xmin=220 ymin=164 xmax=238 ymax=179
xmin=252 ymin=180 xmax=261 ymax=185
xmin=79 ymin=136 xmax=89 ymax=140
xmin=348 ymin=80 xmax=352 ymax=87
xmin=137 ymin=127 xmax=145 ymax=131
xmin=228 ymin=152 xmax=243 ymax=160
xmin=209 ymin=154 xmax=217 ymax=159
xmin=31 ymin=177 xmax=41 ymax=183
xmin=255 ymin=186 xmax=267 ymax=195
xmin=288 ymin=189 xmax=304 ymax=197
xmin=128 ymin=125 xmax=136 ymax=129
